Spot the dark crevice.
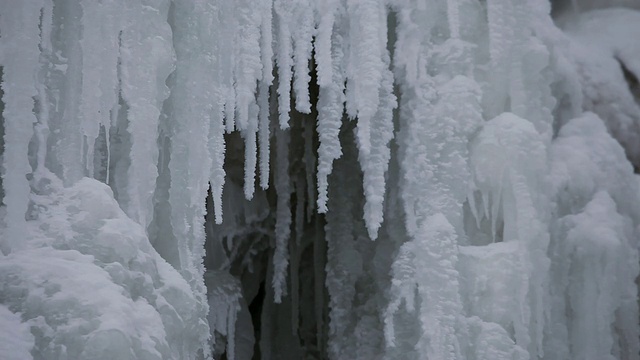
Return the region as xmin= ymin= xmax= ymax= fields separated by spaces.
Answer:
xmin=617 ymin=56 xmax=640 ymax=102
xmin=202 ymin=61 xmax=329 ymax=358
xmin=249 ymin=281 xmax=265 ymax=360
xmin=616 ymin=56 xmax=640 ymax=174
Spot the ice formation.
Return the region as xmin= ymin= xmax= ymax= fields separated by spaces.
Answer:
xmin=0 ymin=0 xmax=639 ymax=359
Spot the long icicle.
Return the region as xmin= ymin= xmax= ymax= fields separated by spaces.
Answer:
xmin=0 ymin=0 xmax=44 ymax=253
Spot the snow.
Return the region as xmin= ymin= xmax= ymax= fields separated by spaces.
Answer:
xmin=558 ymin=8 xmax=640 ymax=167
xmin=1 ymin=1 xmax=640 ymax=359
xmin=0 ymin=305 xmax=34 ymax=360
xmin=0 ymin=176 xmax=202 ymax=359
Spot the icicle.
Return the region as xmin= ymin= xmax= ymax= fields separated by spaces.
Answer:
xmin=56 ymin=0 xmax=85 ymax=186
xmin=358 ymin=44 xmax=396 ymax=240
xmin=106 ymin=102 xmax=118 ymax=185
xmin=274 ymin=0 xmax=293 ymax=129
xmin=34 ymin=1 xmax=54 ymax=178
xmin=258 ymin=83 xmax=271 ymax=190
xmin=78 ymin=0 xmax=121 ymax=178
xmin=168 ymin=1 xmax=226 ymax=355
xmin=292 ymin=0 xmax=314 ymax=113
xmin=315 ymin=9 xmax=346 ymax=213
xmin=446 ymin=0 xmax=460 ymax=39
xmin=485 ymin=0 xmax=516 ymax=118
xmin=345 ymin=0 xmax=385 ymax=156
xmin=314 ymin=0 xmax=338 ymax=88
xmin=34 ymin=73 xmax=50 ymax=176
xmin=209 ymin=92 xmax=226 ymax=225
xmin=121 ymin=0 xmax=174 ymax=229
xmin=218 ymin=0 xmax=238 ymax=133
xmin=243 ymin=103 xmax=258 ymax=200
xmin=234 ymin=0 xmax=263 ymax=132
xmin=272 ymin=128 xmax=291 ymax=302
xmin=258 ymin=1 xmax=274 ymax=190
xmin=0 ymin=0 xmax=44 ymax=253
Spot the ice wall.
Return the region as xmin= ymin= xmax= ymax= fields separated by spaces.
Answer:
xmin=0 ymin=0 xmax=639 ymax=359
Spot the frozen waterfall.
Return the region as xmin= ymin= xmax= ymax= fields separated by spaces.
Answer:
xmin=1 ymin=0 xmax=640 ymax=359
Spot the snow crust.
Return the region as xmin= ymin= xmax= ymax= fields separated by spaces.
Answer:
xmin=0 ymin=0 xmax=639 ymax=359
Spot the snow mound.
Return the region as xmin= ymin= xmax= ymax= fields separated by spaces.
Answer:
xmin=560 ymin=8 xmax=640 ymax=167
xmin=0 ymin=176 xmax=204 ymax=359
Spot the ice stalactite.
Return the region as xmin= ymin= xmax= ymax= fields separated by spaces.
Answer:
xmin=33 ymin=1 xmax=53 ymax=177
xmin=78 ymin=0 xmax=120 ymax=179
xmin=344 ymin=0 xmax=397 ymax=240
xmin=0 ymin=0 xmax=44 ymax=253
xmin=274 ymin=0 xmax=294 ymax=129
xmin=258 ymin=0 xmax=274 ymax=192
xmin=120 ymin=0 xmax=175 ymax=229
xmin=315 ymin=2 xmax=346 ymax=214
xmin=167 ymin=1 xmax=227 ymax=355
xmin=358 ymin=22 xmax=396 ymax=241
xmin=53 ymin=0 xmax=86 ymax=186
xmin=292 ymin=0 xmax=314 ymax=114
